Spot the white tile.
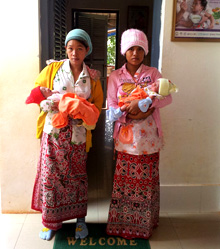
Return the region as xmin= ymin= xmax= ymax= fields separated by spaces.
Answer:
xmin=173 ymin=223 xmax=220 ymax=249
xmin=98 ymin=200 xmax=110 ymax=223
xmin=63 ymin=218 xmax=77 ymax=224
xmin=161 ymin=185 xmax=220 ymax=213
xmin=201 ymin=186 xmax=220 ymax=212
xmin=0 ymin=222 xmax=23 ymax=249
xmin=0 ymin=213 xmax=27 ymax=224
xmin=160 ymin=186 xmax=201 ymax=213
xmin=86 ymin=201 xmax=99 ymax=223
xmin=2 ymin=211 xmax=220 ymax=249
xmin=0 ymin=214 xmax=27 ymax=249
xmin=25 ymin=213 xmax=42 ymax=224
xmin=168 ymin=212 xmax=220 ymax=223
xmin=158 ymin=212 xmax=173 ymax=226
xmin=97 ymin=199 xmax=111 ymax=223
xmin=150 ymin=225 xmax=182 ymax=249
xmin=15 ymin=222 xmax=54 ymax=249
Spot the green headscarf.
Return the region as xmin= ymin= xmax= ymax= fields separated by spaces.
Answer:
xmin=65 ymin=29 xmax=93 ymax=56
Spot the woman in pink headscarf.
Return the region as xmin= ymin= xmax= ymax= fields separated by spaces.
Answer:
xmin=106 ymin=29 xmax=172 ymax=239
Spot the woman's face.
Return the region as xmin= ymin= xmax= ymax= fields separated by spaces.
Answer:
xmin=125 ymin=46 xmax=145 ymax=67
xmin=65 ymin=40 xmax=89 ymax=67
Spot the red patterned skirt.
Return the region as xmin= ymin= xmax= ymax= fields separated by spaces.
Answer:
xmin=106 ymin=151 xmax=160 ymax=239
xmin=31 ymin=124 xmax=88 ymax=230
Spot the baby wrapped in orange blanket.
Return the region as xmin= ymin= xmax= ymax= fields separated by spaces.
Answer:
xmin=52 ymin=92 xmax=100 ymax=129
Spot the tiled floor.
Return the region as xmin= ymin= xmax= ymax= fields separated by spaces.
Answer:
xmin=1 ymin=201 xmax=220 ymax=249
xmin=2 ymin=113 xmax=220 ymax=248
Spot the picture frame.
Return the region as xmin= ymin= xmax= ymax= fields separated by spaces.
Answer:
xmin=171 ymin=0 xmax=220 ymax=42
xmin=127 ymin=6 xmax=149 ymax=35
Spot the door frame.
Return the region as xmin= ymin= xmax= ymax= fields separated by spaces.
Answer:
xmin=151 ymin=0 xmax=163 ymax=68
xmin=72 ymin=9 xmax=119 ymax=70
xmin=38 ymin=0 xmax=163 ymax=71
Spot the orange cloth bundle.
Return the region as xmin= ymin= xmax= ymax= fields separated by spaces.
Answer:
xmin=118 ymin=124 xmax=134 ymax=144
xmin=118 ymin=85 xmax=148 ymax=107
xmin=52 ymin=92 xmax=100 ymax=129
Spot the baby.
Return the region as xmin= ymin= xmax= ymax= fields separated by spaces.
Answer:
xmin=25 ymin=86 xmax=60 ymax=105
xmin=177 ymin=0 xmax=214 ymax=29
xmin=25 ymin=86 xmax=62 ymax=113
xmin=26 ymin=86 xmax=99 ymax=131
xmin=107 ymin=78 xmax=178 ymax=122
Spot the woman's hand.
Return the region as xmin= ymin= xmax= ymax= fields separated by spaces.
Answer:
xmin=180 ymin=0 xmax=187 ymax=12
xmin=124 ymin=99 xmax=141 ymax=115
xmin=176 ymin=0 xmax=188 ymax=24
xmin=127 ymin=107 xmax=155 ymax=120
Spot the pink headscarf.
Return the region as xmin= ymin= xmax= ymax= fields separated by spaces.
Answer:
xmin=120 ymin=29 xmax=149 ymax=55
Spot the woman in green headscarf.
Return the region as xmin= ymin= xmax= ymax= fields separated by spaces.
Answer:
xmin=29 ymin=29 xmax=103 ymax=241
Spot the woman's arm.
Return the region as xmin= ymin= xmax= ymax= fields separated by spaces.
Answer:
xmin=124 ymin=93 xmax=172 ymax=118
xmin=151 ymin=94 xmax=172 ymax=109
xmin=107 ymin=72 xmax=128 ymax=123
xmin=107 ymin=72 xmax=120 ymax=109
xmin=123 ymin=99 xmax=141 ymax=114
xmin=127 ymin=107 xmax=155 ymax=120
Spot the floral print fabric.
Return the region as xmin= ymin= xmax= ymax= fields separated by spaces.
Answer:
xmin=42 ymin=60 xmax=90 ymax=143
xmin=31 ymin=120 xmax=88 ymax=230
xmin=106 ymin=151 xmax=160 ymax=239
xmin=116 ymin=115 xmax=163 ymax=155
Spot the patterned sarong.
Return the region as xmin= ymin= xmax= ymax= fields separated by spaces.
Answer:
xmin=31 ymin=121 xmax=88 ymax=230
xmin=106 ymin=151 xmax=160 ymax=239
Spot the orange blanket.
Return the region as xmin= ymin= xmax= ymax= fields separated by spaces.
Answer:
xmin=118 ymin=86 xmax=148 ymax=107
xmin=52 ymin=93 xmax=100 ymax=129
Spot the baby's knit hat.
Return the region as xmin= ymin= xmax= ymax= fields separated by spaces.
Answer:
xmin=65 ymin=29 xmax=93 ymax=56
xmin=158 ymin=78 xmax=178 ymax=96
xmin=121 ymin=29 xmax=148 ymax=55
xmin=25 ymin=86 xmax=45 ymax=104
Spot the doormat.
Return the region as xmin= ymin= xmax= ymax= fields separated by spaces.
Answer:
xmin=53 ymin=223 xmax=151 ymax=249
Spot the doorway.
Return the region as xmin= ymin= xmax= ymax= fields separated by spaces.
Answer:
xmin=72 ymin=10 xmax=119 ymax=106
xmin=72 ymin=10 xmax=119 ymax=200
xmin=38 ymin=0 xmax=163 ymax=203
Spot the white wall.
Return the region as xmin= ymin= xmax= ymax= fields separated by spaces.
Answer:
xmin=0 ymin=0 xmax=220 ymax=213
xmin=159 ymin=0 xmax=220 ymax=212
xmin=0 ymin=0 xmax=40 ymax=212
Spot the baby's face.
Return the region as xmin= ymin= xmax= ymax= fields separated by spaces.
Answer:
xmin=150 ymin=81 xmax=159 ymax=92
xmin=40 ymin=87 xmax=53 ymax=98
xmin=191 ymin=0 xmax=203 ymax=14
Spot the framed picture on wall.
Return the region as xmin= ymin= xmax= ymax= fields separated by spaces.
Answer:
xmin=127 ymin=6 xmax=149 ymax=35
xmin=171 ymin=0 xmax=220 ymax=42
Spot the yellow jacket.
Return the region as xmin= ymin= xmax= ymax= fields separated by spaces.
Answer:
xmin=34 ymin=61 xmax=103 ymax=152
